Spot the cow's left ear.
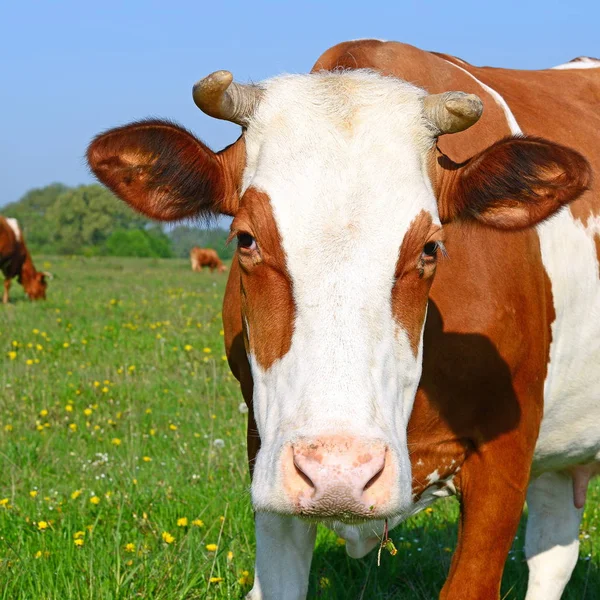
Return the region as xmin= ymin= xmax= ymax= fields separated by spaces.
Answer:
xmin=440 ymin=136 xmax=591 ymax=229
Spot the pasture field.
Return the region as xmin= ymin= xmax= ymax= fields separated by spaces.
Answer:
xmin=1 ymin=256 xmax=598 ymax=599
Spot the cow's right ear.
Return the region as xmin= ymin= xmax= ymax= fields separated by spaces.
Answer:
xmin=87 ymin=119 xmax=243 ymax=220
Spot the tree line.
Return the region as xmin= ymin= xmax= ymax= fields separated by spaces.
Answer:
xmin=2 ymin=183 xmax=232 ymax=259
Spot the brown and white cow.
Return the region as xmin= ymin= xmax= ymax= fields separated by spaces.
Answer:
xmin=0 ymin=216 xmax=48 ymax=303
xmin=190 ymin=246 xmax=227 ymax=273
xmin=87 ymin=41 xmax=599 ymax=600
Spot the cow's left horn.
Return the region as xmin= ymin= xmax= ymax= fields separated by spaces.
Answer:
xmin=423 ymin=92 xmax=483 ymax=135
xmin=42 ymin=271 xmax=54 ymax=280
xmin=192 ymin=70 xmax=262 ymax=126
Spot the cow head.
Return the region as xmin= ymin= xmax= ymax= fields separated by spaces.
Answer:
xmin=87 ymin=69 xmax=589 ymax=522
xmin=23 ymin=271 xmax=48 ymax=300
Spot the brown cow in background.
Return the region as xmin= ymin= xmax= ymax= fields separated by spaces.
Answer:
xmin=190 ymin=247 xmax=227 ymax=273
xmin=0 ymin=216 xmax=48 ymax=303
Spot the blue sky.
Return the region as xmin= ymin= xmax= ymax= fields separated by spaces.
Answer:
xmin=1 ymin=0 xmax=598 ymax=206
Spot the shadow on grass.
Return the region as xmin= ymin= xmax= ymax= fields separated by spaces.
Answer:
xmin=307 ymin=500 xmax=600 ymax=600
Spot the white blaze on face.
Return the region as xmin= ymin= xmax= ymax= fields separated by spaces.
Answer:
xmin=241 ymin=71 xmax=439 ymax=512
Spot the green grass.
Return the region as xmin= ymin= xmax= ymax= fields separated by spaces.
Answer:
xmin=1 ymin=256 xmax=598 ymax=599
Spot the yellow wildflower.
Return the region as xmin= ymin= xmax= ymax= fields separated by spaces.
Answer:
xmin=203 ymin=347 xmax=212 ymax=354
xmin=177 ymin=517 xmax=188 ymax=527
xmin=90 ymin=496 xmax=100 ymax=505
xmin=111 ymin=438 xmax=121 ymax=446
xmin=205 ymin=543 xmax=218 ymax=552
xmin=7 ymin=351 xmax=17 ymax=360
xmin=73 ymin=531 xmax=85 ymax=539
xmin=71 ymin=489 xmax=82 ymax=500
xmin=65 ymin=405 xmax=73 ymax=412
xmin=29 ymin=491 xmax=38 ymax=498
xmin=84 ymin=408 xmax=92 ymax=416
xmin=37 ymin=521 xmax=49 ymax=530
xmin=74 ymin=538 xmax=84 ymax=547
xmin=34 ymin=550 xmax=42 ymax=559
xmin=124 ymin=543 xmax=135 ymax=553
xmin=209 ymin=577 xmax=223 ymax=584
xmin=162 ymin=531 xmax=175 ymax=544
xmin=169 ymin=424 xmax=177 ymax=431
xmin=192 ymin=519 xmax=204 ymax=528
xmin=238 ymin=571 xmax=253 ymax=586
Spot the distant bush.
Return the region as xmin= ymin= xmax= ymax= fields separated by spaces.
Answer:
xmin=104 ymin=228 xmax=173 ymax=258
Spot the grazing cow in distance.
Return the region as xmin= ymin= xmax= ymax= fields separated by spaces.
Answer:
xmin=0 ymin=216 xmax=48 ymax=303
xmin=190 ymin=247 xmax=227 ymax=273
xmin=87 ymin=40 xmax=599 ymax=600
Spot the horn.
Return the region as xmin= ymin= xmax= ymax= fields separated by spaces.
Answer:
xmin=42 ymin=271 xmax=54 ymax=280
xmin=423 ymin=92 xmax=483 ymax=135
xmin=192 ymin=70 xmax=262 ymax=126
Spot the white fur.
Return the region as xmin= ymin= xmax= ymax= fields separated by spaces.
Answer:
xmin=6 ymin=218 xmax=21 ymax=242
xmin=551 ymin=57 xmax=600 ymax=70
xmin=525 ymin=472 xmax=583 ymax=600
xmin=242 ymin=71 xmax=438 ymax=516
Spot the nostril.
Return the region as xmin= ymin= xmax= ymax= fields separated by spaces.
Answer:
xmin=363 ymin=463 xmax=385 ymax=491
xmin=293 ymin=461 xmax=316 ymax=490
xmin=292 ymin=453 xmax=316 ymax=491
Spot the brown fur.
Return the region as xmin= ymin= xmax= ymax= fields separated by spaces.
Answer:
xmin=0 ymin=216 xmax=47 ymax=303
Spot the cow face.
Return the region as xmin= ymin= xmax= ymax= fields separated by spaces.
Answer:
xmin=88 ymin=70 xmax=589 ymax=523
xmin=25 ymin=272 xmax=47 ymax=300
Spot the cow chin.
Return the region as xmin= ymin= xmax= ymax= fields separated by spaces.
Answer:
xmin=251 ymin=438 xmax=412 ymax=524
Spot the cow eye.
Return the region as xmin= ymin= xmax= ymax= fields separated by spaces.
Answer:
xmin=422 ymin=241 xmax=439 ymax=259
xmin=237 ymin=232 xmax=256 ymax=251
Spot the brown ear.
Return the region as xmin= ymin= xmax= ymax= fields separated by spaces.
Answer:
xmin=87 ymin=119 xmax=243 ymax=220
xmin=441 ymin=136 xmax=591 ymax=230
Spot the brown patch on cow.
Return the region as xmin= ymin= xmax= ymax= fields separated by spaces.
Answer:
xmin=87 ymin=120 xmax=245 ymax=220
xmin=233 ymin=188 xmax=295 ymax=370
xmin=391 ymin=210 xmax=439 ymax=356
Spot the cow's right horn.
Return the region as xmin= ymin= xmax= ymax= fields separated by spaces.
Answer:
xmin=423 ymin=92 xmax=483 ymax=135
xmin=192 ymin=70 xmax=262 ymax=126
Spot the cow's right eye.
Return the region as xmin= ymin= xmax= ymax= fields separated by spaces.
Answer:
xmin=237 ymin=232 xmax=256 ymax=251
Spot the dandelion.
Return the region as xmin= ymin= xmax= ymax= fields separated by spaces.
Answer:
xmin=124 ymin=543 xmax=135 ymax=553
xmin=149 ymin=428 xmax=156 ymax=436
xmin=33 ymin=329 xmax=39 ymax=335
xmin=65 ymin=405 xmax=73 ymax=412
xmin=34 ymin=550 xmax=42 ymax=559
xmin=63 ymin=342 xmax=69 ymax=349
xmin=142 ymin=456 xmax=152 ymax=462
xmin=93 ymin=381 xmax=100 ymax=388
xmin=36 ymin=344 xmax=43 ymax=351
xmin=203 ymin=347 xmax=212 ymax=354
xmin=0 ymin=498 xmax=9 ymax=507
xmin=4 ymin=424 xmax=13 ymax=432
xmin=425 ymin=507 xmax=434 ymax=515
xmin=69 ymin=423 xmax=77 ymax=432
xmin=227 ymin=551 xmax=234 ymax=561
xmin=192 ymin=519 xmax=204 ymax=528
xmin=319 ymin=577 xmax=331 ymax=589
xmin=73 ymin=531 xmax=85 ymax=539
xmin=145 ymin=408 xmax=152 ymax=414
xmin=162 ymin=531 xmax=175 ymax=544
xmin=111 ymin=438 xmax=121 ymax=446
xmin=184 ymin=344 xmax=193 ymax=352
xmin=74 ymin=538 xmax=84 ymax=547
xmin=336 ymin=538 xmax=346 ymax=546
xmin=26 ymin=359 xmax=34 ymax=366
xmin=177 ymin=517 xmax=188 ymax=527
xmin=90 ymin=496 xmax=100 ymax=505
xmin=169 ymin=424 xmax=177 ymax=431
xmin=213 ymin=439 xmax=225 ymax=449
xmin=84 ymin=408 xmax=92 ymax=416
xmin=209 ymin=577 xmax=223 ymax=584
xmin=71 ymin=489 xmax=82 ymax=500
xmin=7 ymin=351 xmax=17 ymax=360
xmin=29 ymin=491 xmax=38 ymax=498
xmin=238 ymin=571 xmax=253 ymax=586
xmin=128 ymin=365 xmax=135 ymax=372
xmin=37 ymin=521 xmax=49 ymax=530
xmin=205 ymin=543 xmax=218 ymax=552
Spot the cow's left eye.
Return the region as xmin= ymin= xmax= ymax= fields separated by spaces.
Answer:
xmin=422 ymin=241 xmax=439 ymax=259
xmin=237 ymin=232 xmax=257 ymax=252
